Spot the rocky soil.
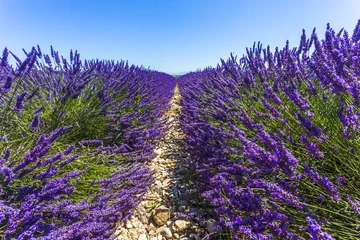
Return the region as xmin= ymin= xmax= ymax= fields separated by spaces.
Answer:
xmin=115 ymin=85 xmax=214 ymax=240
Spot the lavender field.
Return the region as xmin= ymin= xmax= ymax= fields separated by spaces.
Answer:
xmin=1 ymin=20 xmax=360 ymax=239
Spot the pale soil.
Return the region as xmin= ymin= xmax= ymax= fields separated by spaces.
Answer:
xmin=115 ymin=85 xmax=212 ymax=240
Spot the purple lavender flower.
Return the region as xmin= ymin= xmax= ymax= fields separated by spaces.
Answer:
xmin=49 ymin=45 xmax=54 ymax=58
xmin=54 ymin=51 xmax=61 ymax=65
xmin=2 ymin=76 xmax=13 ymax=92
xmin=337 ymin=176 xmax=347 ymax=186
xmin=37 ymin=45 xmax=42 ymax=57
xmin=0 ymin=166 xmax=14 ymax=183
xmin=79 ymin=139 xmax=103 ymax=147
xmin=13 ymin=91 xmax=28 ymax=113
xmin=47 ymin=126 xmax=72 ymax=143
xmin=262 ymin=97 xmax=281 ymax=117
xmin=29 ymin=114 xmax=40 ymax=130
xmin=34 ymin=107 xmax=44 ymax=114
xmin=2 ymin=149 xmax=10 ymax=159
xmin=44 ymin=54 xmax=52 ymax=66
xmin=306 ymin=217 xmax=334 ymax=240
xmin=297 ymin=113 xmax=322 ymax=137
xmin=346 ymin=195 xmax=360 ymax=217
xmin=1 ymin=47 xmax=9 ymax=66
xmin=70 ymin=49 xmax=74 ymax=63
xmin=64 ymin=145 xmax=76 ymax=155
xmin=27 ymin=87 xmax=39 ymax=100
xmin=306 ymin=110 xmax=315 ymax=118
xmin=300 ymin=136 xmax=324 ymax=158
xmin=59 ymin=154 xmax=80 ymax=168
xmin=303 ymin=165 xmax=339 ymax=200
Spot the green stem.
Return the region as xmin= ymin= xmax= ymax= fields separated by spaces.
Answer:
xmin=301 ymin=202 xmax=360 ymax=223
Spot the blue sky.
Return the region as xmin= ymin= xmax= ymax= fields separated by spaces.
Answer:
xmin=0 ymin=0 xmax=359 ymax=74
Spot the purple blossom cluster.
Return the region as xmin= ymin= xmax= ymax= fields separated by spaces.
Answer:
xmin=179 ymin=20 xmax=360 ymax=239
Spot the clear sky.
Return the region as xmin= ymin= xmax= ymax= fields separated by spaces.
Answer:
xmin=0 ymin=0 xmax=359 ymax=74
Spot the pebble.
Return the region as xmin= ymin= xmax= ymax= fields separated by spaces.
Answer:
xmin=154 ymin=148 xmax=163 ymax=156
xmin=126 ymin=222 xmax=133 ymax=229
xmin=174 ymin=220 xmax=190 ymax=231
xmin=159 ymin=227 xmax=172 ymax=238
xmin=153 ymin=211 xmax=170 ymax=226
xmin=132 ymin=221 xmax=139 ymax=228
xmin=129 ymin=229 xmax=139 ymax=239
xmin=136 ymin=207 xmax=149 ymax=223
xmin=145 ymin=194 xmax=158 ymax=200
xmin=138 ymin=233 xmax=148 ymax=240
xmin=173 ymin=233 xmax=180 ymax=239
xmin=163 ymin=179 xmax=170 ymax=186
xmin=147 ymin=223 xmax=156 ymax=232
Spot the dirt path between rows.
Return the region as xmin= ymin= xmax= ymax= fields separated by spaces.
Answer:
xmin=116 ymin=84 xmax=213 ymax=240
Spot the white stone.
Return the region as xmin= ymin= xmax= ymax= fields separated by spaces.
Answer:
xmin=174 ymin=220 xmax=190 ymax=231
xmin=138 ymin=233 xmax=148 ymax=240
xmin=154 ymin=148 xmax=163 ymax=156
xmin=126 ymin=222 xmax=133 ymax=229
xmin=148 ymin=223 xmax=157 ymax=233
xmin=132 ymin=220 xmax=139 ymax=228
xmin=173 ymin=233 xmax=180 ymax=239
xmin=159 ymin=227 xmax=172 ymax=238
xmin=129 ymin=229 xmax=139 ymax=239
xmin=163 ymin=179 xmax=170 ymax=186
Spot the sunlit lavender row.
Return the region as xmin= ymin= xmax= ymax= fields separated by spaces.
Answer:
xmin=0 ymin=47 xmax=176 ymax=239
xmin=179 ymin=20 xmax=360 ymax=239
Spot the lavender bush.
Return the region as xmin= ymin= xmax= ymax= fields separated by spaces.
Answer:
xmin=0 ymin=47 xmax=176 ymax=238
xmin=179 ymin=20 xmax=360 ymax=239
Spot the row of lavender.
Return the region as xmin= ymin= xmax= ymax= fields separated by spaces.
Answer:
xmin=179 ymin=20 xmax=360 ymax=239
xmin=0 ymin=47 xmax=176 ymax=239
